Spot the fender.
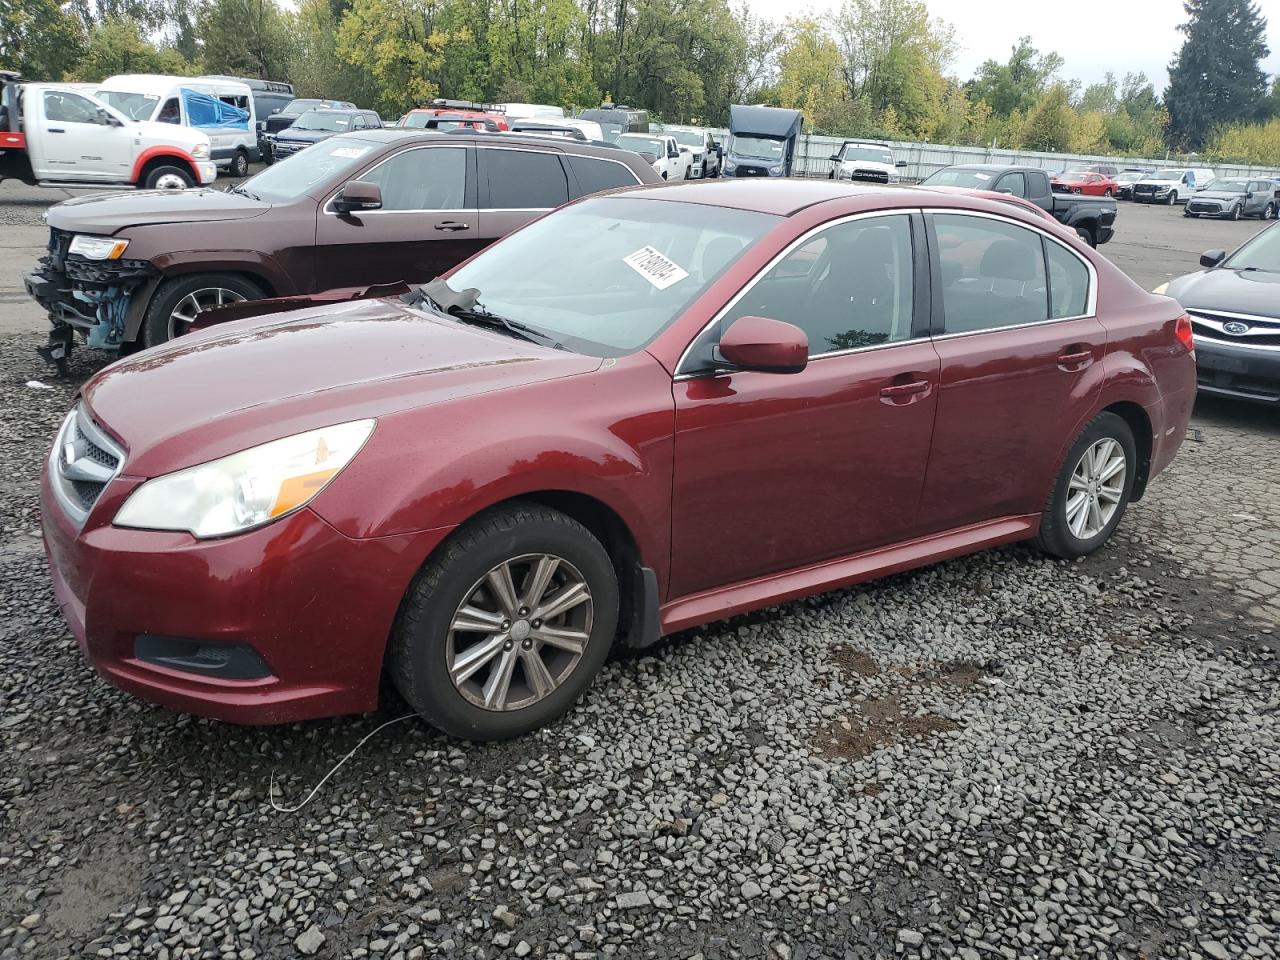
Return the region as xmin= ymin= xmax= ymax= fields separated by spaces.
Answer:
xmin=148 ymin=249 xmax=294 ymax=296
xmin=129 ymin=145 xmax=200 ymax=185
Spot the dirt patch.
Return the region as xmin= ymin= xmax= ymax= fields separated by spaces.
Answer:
xmin=831 ymin=648 xmax=879 ymax=678
xmin=46 ymin=841 xmax=146 ymax=938
xmin=815 ymin=694 xmax=961 ymax=761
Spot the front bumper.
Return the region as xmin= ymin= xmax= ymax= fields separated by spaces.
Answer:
xmin=196 ymin=160 xmax=218 ymax=184
xmin=41 ymin=452 xmax=454 ymax=724
xmin=1194 ymin=337 xmax=1280 ymax=404
xmin=271 ymin=140 xmax=310 ymax=160
xmin=1185 ymin=200 xmax=1230 ymax=217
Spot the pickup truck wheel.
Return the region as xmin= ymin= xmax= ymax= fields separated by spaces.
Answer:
xmin=1165 ymin=190 xmax=1177 ymax=205
xmin=1036 ymin=412 xmax=1137 ymax=560
xmin=142 ymin=164 xmax=194 ymax=190
xmin=388 ymin=502 xmax=619 ymax=741
xmin=229 ymin=149 xmax=249 ymax=178
xmin=1074 ymin=226 xmax=1096 ymax=248
xmin=142 ymin=274 xmax=265 ymax=347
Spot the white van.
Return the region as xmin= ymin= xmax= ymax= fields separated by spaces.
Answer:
xmin=1132 ymin=167 xmax=1216 ymax=205
xmin=95 ymin=75 xmax=257 ymax=177
xmin=497 ymin=102 xmax=566 ymax=120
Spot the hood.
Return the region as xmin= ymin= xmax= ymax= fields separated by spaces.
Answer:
xmin=130 ymin=120 xmax=211 ymax=149
xmin=46 ymin=188 xmax=270 ymax=234
xmin=1168 ymin=268 xmax=1280 ymax=319
xmin=1139 ymin=175 xmax=1181 ymax=185
xmin=274 ymin=128 xmax=337 ymax=144
xmin=842 ymin=159 xmax=893 ymax=172
xmin=1192 ymin=190 xmax=1244 ymax=201
xmin=81 ymin=297 xmax=602 ymax=477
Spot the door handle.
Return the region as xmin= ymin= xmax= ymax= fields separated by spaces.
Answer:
xmin=1056 ymin=346 xmax=1094 ymax=369
xmin=434 ymin=221 xmax=470 ymax=232
xmin=879 ymin=379 xmax=932 ymax=405
xmin=48 ymin=128 xmax=65 ymax=133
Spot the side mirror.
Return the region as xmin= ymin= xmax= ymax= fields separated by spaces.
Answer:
xmin=1200 ymin=249 xmax=1226 ymax=268
xmin=829 ymin=153 xmax=841 ymax=162
xmin=716 ymin=145 xmax=723 ymax=157
xmin=333 ymin=180 xmax=382 ymax=214
xmin=717 ymin=315 xmax=808 ymax=374
xmin=895 ymin=160 xmax=907 ymax=167
xmin=1246 ymin=191 xmax=1255 ymax=199
xmin=98 ymin=109 xmax=122 ymax=127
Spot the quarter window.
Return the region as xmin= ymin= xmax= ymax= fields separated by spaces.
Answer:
xmin=486 ymin=149 xmax=569 ymax=209
xmin=359 ymin=147 xmax=467 ymax=211
xmin=1046 ymin=240 xmax=1090 ymax=318
xmin=723 ymin=215 xmax=916 ymax=356
xmin=933 ymin=214 xmax=1049 ymax=333
xmin=566 ymin=155 xmax=640 ymax=197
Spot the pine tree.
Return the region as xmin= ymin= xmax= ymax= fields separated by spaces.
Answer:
xmin=1165 ymin=0 xmax=1270 ymax=149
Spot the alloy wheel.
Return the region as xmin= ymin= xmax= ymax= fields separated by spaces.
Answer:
xmin=1065 ymin=438 xmax=1127 ymax=540
xmin=446 ymin=553 xmax=593 ymax=712
xmin=154 ymin=172 xmax=189 ymax=190
xmin=167 ymin=287 xmax=247 ymax=339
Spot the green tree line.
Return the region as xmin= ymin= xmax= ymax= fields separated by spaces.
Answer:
xmin=2 ymin=0 xmax=1277 ymax=164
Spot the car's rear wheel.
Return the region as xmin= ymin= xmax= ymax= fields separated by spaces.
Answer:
xmin=142 ymin=164 xmax=194 ymax=190
xmin=142 ymin=273 xmax=265 ymax=347
xmin=1037 ymin=412 xmax=1137 ymax=559
xmin=229 ymin=148 xmax=249 ymax=178
xmin=1266 ymin=202 xmax=1278 ymax=220
xmin=1103 ymin=188 xmax=1113 ymax=197
xmin=388 ymin=503 xmax=619 ymax=741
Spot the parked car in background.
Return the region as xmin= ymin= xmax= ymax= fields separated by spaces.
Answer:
xmin=615 ymin=132 xmax=686 ymax=180
xmin=576 ymin=103 xmax=649 ymax=142
xmin=402 ymin=111 xmax=501 ymax=132
xmin=508 ymin=120 xmax=587 ymax=141
xmin=1115 ymin=167 xmax=1156 ymax=200
xmin=724 ymin=105 xmax=802 ymax=178
xmin=261 ymin=98 xmax=356 ymax=163
xmin=400 ymin=99 xmax=509 ymax=132
xmin=1184 ymin=178 xmax=1279 ymax=220
xmin=496 ymin=103 xmax=564 ymax=121
xmin=661 ymin=126 xmax=721 ymax=178
xmin=1132 ymin=167 xmax=1215 ymax=204
xmin=201 ymin=76 xmax=293 ymax=121
xmin=828 ymin=141 xmax=905 ymax=183
xmin=270 ymin=108 xmax=382 ymax=161
xmin=1051 ymin=170 xmax=1119 ymax=196
xmin=1068 ymin=163 xmax=1120 ymax=177
xmin=39 ymin=180 xmax=1196 ymax=739
xmin=94 ymin=74 xmax=256 ymax=176
xmin=1156 ymin=221 xmax=1280 ymax=404
xmin=921 ymin=165 xmax=1116 ymax=246
xmin=0 ymin=75 xmax=216 ymax=191
xmin=23 ymin=130 xmax=659 ymax=363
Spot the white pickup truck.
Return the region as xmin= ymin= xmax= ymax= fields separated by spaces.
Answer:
xmin=0 ymin=73 xmax=217 ymax=190
xmin=614 ymin=132 xmax=689 ymax=181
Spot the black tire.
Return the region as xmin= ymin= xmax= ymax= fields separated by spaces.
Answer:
xmin=1072 ymin=187 xmax=1082 ymax=195
xmin=262 ymin=147 xmax=276 ymax=166
xmin=661 ymin=171 xmax=668 ymax=180
xmin=141 ymin=163 xmax=194 ymax=190
xmin=141 ymin=273 xmax=265 ymax=347
xmin=1229 ymin=203 xmax=1241 ymax=221
xmin=388 ymin=503 xmax=619 ymax=741
xmin=1103 ymin=188 xmax=1113 ymax=197
xmin=1075 ymin=225 xmax=1095 ymax=247
xmin=1165 ymin=190 xmax=1177 ymax=205
xmin=1184 ymin=211 xmax=1197 ymax=218
xmin=1266 ymin=202 xmax=1278 ymax=220
xmin=229 ymin=148 xmax=249 ymax=178
xmin=1036 ymin=412 xmax=1138 ymax=560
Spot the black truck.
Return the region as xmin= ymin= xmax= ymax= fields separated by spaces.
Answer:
xmin=921 ymin=164 xmax=1117 ymax=246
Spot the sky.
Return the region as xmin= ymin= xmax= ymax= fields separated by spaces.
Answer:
xmin=749 ymin=0 xmax=1280 ymax=93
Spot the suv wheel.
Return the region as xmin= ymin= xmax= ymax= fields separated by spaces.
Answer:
xmin=1266 ymin=202 xmax=1278 ymax=220
xmin=142 ymin=164 xmax=194 ymax=190
xmin=1037 ymin=412 xmax=1137 ymax=559
xmin=1165 ymin=190 xmax=1178 ymax=205
xmin=388 ymin=503 xmax=619 ymax=741
xmin=230 ymin=149 xmax=249 ymax=178
xmin=142 ymin=274 xmax=266 ymax=347
xmin=1229 ymin=203 xmax=1242 ymax=221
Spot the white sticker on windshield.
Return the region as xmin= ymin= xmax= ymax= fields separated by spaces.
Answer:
xmin=972 ymin=172 xmax=991 ymax=182
xmin=330 ymin=146 xmax=371 ymax=159
xmin=622 ymin=246 xmax=689 ymax=290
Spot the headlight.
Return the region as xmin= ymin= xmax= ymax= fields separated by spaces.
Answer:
xmin=769 ymin=165 xmax=782 ymax=175
xmin=724 ymin=160 xmax=736 ymax=172
xmin=115 ymin=420 xmax=375 ymax=538
xmin=190 ymin=143 xmax=210 ymax=159
xmin=1152 ymin=282 xmax=1169 ymax=295
xmin=69 ymin=235 xmax=129 ymax=260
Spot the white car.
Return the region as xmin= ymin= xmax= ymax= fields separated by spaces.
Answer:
xmin=829 ymin=141 xmax=904 ymax=183
xmin=661 ymin=126 xmax=721 ymax=178
xmin=1132 ymin=167 xmax=1217 ymax=205
xmin=0 ymin=80 xmax=216 ymax=190
xmin=615 ymin=133 xmax=688 ymax=180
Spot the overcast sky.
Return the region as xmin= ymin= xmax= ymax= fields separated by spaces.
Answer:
xmin=748 ymin=0 xmax=1280 ymax=93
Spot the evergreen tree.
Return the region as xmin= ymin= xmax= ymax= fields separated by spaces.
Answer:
xmin=1165 ymin=0 xmax=1269 ymax=149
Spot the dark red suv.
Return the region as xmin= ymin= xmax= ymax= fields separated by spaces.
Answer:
xmin=41 ymin=181 xmax=1197 ymax=740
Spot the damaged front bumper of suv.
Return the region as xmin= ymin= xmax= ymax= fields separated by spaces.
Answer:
xmin=24 ymin=228 xmax=159 ymax=366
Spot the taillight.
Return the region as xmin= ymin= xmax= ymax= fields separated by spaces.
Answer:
xmin=1174 ymin=314 xmax=1194 ymax=354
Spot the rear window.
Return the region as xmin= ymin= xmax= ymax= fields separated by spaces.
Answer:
xmin=566 ymin=155 xmax=640 ymax=197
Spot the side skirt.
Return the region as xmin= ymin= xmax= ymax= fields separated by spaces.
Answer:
xmin=659 ymin=515 xmax=1039 ymax=635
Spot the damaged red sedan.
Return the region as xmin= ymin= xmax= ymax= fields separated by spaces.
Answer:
xmin=42 ymin=180 xmax=1196 ymax=740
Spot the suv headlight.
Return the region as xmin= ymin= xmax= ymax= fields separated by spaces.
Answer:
xmin=190 ymin=143 xmax=210 ymax=159
xmin=769 ymin=165 xmax=783 ymax=175
xmin=724 ymin=159 xmax=736 ymax=172
xmin=69 ymin=235 xmax=129 ymax=260
xmin=115 ymin=420 xmax=375 ymax=538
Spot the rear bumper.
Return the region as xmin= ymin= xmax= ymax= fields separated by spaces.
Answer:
xmin=41 ymin=460 xmax=453 ymax=724
xmin=1195 ymin=338 xmax=1280 ymax=404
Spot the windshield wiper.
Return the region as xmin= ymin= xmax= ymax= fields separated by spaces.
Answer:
xmin=403 ymin=282 xmax=562 ymax=349
xmin=230 ymin=184 xmax=262 ymax=201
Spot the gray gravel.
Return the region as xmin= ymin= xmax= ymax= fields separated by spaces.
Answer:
xmin=0 ymin=234 xmax=1278 ymax=956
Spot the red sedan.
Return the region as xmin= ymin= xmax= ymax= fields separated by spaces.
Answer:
xmin=41 ymin=181 xmax=1196 ymax=740
xmin=1052 ymin=170 xmax=1119 ymax=196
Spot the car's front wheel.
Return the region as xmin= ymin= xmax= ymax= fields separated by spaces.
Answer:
xmin=1166 ymin=190 xmax=1178 ymax=205
xmin=1037 ymin=412 xmax=1137 ymax=559
xmin=142 ymin=273 xmax=266 ymax=347
xmin=142 ymin=164 xmax=194 ymax=190
xmin=388 ymin=503 xmax=619 ymax=741
xmin=1229 ymin=203 xmax=1242 ymax=221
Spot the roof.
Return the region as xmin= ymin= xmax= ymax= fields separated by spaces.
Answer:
xmin=618 ymin=179 xmax=934 ymax=216
xmin=729 ymin=105 xmax=802 ymax=139
xmin=331 ymin=129 xmax=651 ymax=162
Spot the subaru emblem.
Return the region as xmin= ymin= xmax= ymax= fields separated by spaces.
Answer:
xmin=1222 ymin=321 xmax=1249 ymax=336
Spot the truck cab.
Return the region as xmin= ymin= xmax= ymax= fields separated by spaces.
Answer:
xmin=0 ymin=74 xmax=216 ymax=190
xmin=724 ymin=105 xmax=802 ymax=178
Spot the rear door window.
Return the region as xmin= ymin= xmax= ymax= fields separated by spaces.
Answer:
xmin=484 ymin=149 xmax=570 ymax=209
xmin=566 ymin=155 xmax=641 ymax=197
xmin=932 ymin=213 xmax=1049 ymax=333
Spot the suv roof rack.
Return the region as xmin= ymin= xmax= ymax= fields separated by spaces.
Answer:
xmin=428 ymin=98 xmax=505 ymax=114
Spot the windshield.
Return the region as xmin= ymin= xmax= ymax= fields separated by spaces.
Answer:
xmin=290 ymin=110 xmax=351 ymax=132
xmin=731 ymin=136 xmax=785 ymax=160
xmin=1208 ymin=179 xmax=1247 ymax=193
xmin=96 ymin=90 xmax=158 ymax=121
xmin=442 ymin=197 xmax=779 ymax=356
xmin=841 ymin=146 xmax=894 ymax=165
xmin=669 ymin=130 xmax=704 ymax=147
xmin=281 ymin=100 xmax=320 ymax=118
xmin=597 ymin=122 xmax=624 ymax=141
xmin=1058 ymin=170 xmax=1090 ymax=179
xmin=233 ymin=138 xmax=374 ymax=203
xmin=401 ymin=112 xmax=437 ymax=128
xmin=616 ymin=135 xmax=663 ymax=155
xmin=1225 ymin=223 xmax=1280 ymax=271
xmin=922 ymin=168 xmax=999 ymax=189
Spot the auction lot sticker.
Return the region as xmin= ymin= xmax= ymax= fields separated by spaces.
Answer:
xmin=623 ymin=246 xmax=689 ymax=290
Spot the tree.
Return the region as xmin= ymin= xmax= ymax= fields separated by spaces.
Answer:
xmin=198 ymin=0 xmax=296 ymax=79
xmin=776 ymin=16 xmax=843 ymax=130
xmin=726 ymin=8 xmax=785 ymax=106
xmin=69 ymin=17 xmax=193 ymax=80
xmin=1165 ymin=0 xmax=1270 ymax=149
xmin=1209 ymin=116 xmax=1280 ymax=163
xmin=0 ymin=0 xmax=85 ymax=80
xmin=966 ymin=36 xmax=1063 ymax=117
xmin=1020 ymin=83 xmax=1072 ymax=151
xmin=289 ymin=0 xmax=380 ymax=103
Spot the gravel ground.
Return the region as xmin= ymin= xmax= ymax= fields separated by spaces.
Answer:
xmin=0 ymin=193 xmax=1278 ymax=960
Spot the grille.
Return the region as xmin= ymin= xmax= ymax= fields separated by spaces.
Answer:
xmin=736 ymin=165 xmax=768 ymax=177
xmin=50 ymin=405 xmax=125 ymax=524
xmin=1189 ymin=310 xmax=1280 ymax=348
xmin=850 ymin=168 xmax=889 ymax=183
xmin=1134 ymin=185 xmax=1157 ymax=196
xmin=1187 ymin=202 xmax=1221 ymax=214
